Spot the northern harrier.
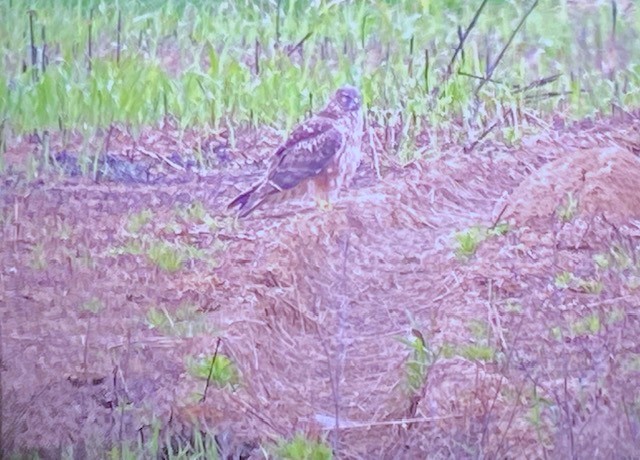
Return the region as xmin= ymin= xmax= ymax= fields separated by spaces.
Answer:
xmin=228 ymin=85 xmax=363 ymax=217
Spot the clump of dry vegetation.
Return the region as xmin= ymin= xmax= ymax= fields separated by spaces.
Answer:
xmin=2 ymin=0 xmax=640 ymax=458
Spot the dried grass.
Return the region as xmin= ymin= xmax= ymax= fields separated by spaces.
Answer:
xmin=2 ymin=113 xmax=640 ymax=457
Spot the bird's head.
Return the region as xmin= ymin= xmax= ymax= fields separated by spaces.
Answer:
xmin=334 ymin=85 xmax=362 ymax=112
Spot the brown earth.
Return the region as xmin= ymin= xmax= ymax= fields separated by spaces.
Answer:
xmin=2 ymin=113 xmax=640 ymax=458
xmin=502 ymin=145 xmax=640 ymax=225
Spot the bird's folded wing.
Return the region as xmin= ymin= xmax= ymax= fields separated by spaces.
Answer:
xmin=267 ymin=118 xmax=344 ymax=190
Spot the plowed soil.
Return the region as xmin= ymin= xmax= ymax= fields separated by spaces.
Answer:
xmin=2 ymin=113 xmax=640 ymax=458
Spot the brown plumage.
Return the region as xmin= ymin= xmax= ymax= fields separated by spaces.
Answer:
xmin=228 ymin=85 xmax=363 ymax=217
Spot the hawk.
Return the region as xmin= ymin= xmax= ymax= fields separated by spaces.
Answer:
xmin=228 ymin=85 xmax=363 ymax=217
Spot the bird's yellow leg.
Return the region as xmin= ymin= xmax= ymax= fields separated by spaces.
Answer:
xmin=315 ymin=197 xmax=333 ymax=212
xmin=311 ymin=177 xmax=334 ymax=212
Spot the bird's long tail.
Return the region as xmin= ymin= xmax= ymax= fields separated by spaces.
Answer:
xmin=227 ymin=182 xmax=275 ymax=218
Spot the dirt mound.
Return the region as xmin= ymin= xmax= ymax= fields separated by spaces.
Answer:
xmin=502 ymin=146 xmax=640 ymax=225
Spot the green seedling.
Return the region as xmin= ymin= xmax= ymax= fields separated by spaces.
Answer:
xmin=557 ymin=192 xmax=578 ymax=221
xmin=147 ymin=304 xmax=213 ymax=337
xmin=593 ymin=253 xmax=610 ymax=269
xmin=82 ymin=297 xmax=104 ymax=314
xmin=398 ymin=330 xmax=436 ymax=395
xmin=126 ymin=209 xmax=154 ymax=234
xmin=29 ymin=242 xmax=47 ymax=269
xmin=454 ymin=226 xmax=486 ymax=258
xmin=460 ymin=344 xmax=496 ymax=362
xmin=274 ymin=434 xmax=332 ymax=460
xmin=186 ymin=353 xmax=240 ymax=389
xmin=554 ymin=271 xmax=573 ymax=289
xmin=570 ymin=313 xmax=601 ymax=336
xmin=147 ymin=241 xmax=183 ymax=272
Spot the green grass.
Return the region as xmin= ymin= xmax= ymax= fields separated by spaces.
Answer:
xmin=556 ymin=192 xmax=578 ymax=221
xmin=398 ymin=330 xmax=437 ymax=395
xmin=1 ymin=0 xmax=639 ymax=148
xmin=146 ymin=303 xmax=215 ymax=337
xmin=29 ymin=241 xmax=47 ymax=269
xmin=126 ymin=209 xmax=154 ymax=234
xmin=186 ymin=353 xmax=240 ymax=390
xmin=274 ymin=434 xmax=333 ymax=460
xmin=146 ymin=240 xmax=186 ymax=271
xmin=82 ymin=296 xmax=104 ymax=314
xmin=453 ymin=223 xmax=508 ymax=259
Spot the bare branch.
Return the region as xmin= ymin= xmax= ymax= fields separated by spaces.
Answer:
xmin=476 ymin=0 xmax=539 ymax=96
xmin=446 ymin=0 xmax=489 ymax=78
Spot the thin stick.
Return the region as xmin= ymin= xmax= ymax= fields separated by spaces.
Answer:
xmin=611 ymin=0 xmax=617 ymax=41
xmin=254 ymin=39 xmax=260 ymax=75
xmin=82 ymin=318 xmax=91 ymax=382
xmin=40 ymin=25 xmax=46 ymax=74
xmin=424 ymin=48 xmax=430 ymax=93
xmin=408 ymin=35 xmax=414 ymax=77
xmin=88 ymin=8 xmax=93 ymax=73
xmin=332 ymin=232 xmax=351 ymax=451
xmin=445 ymin=0 xmax=489 ymax=78
xmin=201 ymin=337 xmax=222 ymax=403
xmin=476 ymin=0 xmax=539 ymax=96
xmin=0 ymin=322 xmax=4 ymax=459
xmin=117 ymin=330 xmax=132 ymax=460
xmin=116 ymin=10 xmax=122 ymax=65
xmin=463 ymin=120 xmax=498 ymax=154
xmin=318 ymin=414 xmax=463 ymax=430
xmin=457 ymin=25 xmax=465 ymax=65
xmin=275 ymin=0 xmax=282 ymax=46
xmin=287 ymin=31 xmax=312 ymax=57
xmin=28 ymin=10 xmax=37 ymax=82
xmin=458 ymin=70 xmax=503 ymax=85
xmin=513 ymin=73 xmax=561 ymax=93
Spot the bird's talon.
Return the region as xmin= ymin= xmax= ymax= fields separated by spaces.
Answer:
xmin=317 ymin=199 xmax=333 ymax=212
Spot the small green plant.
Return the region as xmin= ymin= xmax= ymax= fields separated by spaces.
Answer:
xmin=606 ymin=308 xmax=625 ymax=325
xmin=503 ymin=298 xmax=523 ymax=313
xmin=147 ymin=241 xmax=184 ymax=272
xmin=147 ymin=304 xmax=214 ymax=337
xmin=488 ymin=222 xmax=510 ymax=237
xmin=439 ymin=342 xmax=457 ymax=359
xmin=454 ymin=226 xmax=486 ymax=258
xmin=183 ymin=201 xmax=207 ymax=222
xmin=526 ymin=386 xmax=554 ymax=446
xmin=82 ymin=297 xmax=104 ymax=314
xmin=29 ymin=242 xmax=47 ymax=269
xmin=460 ymin=344 xmax=496 ymax=362
xmin=467 ymin=320 xmax=489 ymax=340
xmin=55 ymin=217 xmax=73 ymax=241
xmin=549 ymin=326 xmax=563 ymax=341
xmin=554 ymin=271 xmax=573 ymax=289
xmin=275 ymin=434 xmax=332 ymax=460
xmin=554 ymin=271 xmax=603 ymax=293
xmin=593 ymin=253 xmax=610 ymax=269
xmin=570 ymin=313 xmax=601 ymax=336
xmin=623 ymin=354 xmax=640 ymax=373
xmin=398 ymin=330 xmax=436 ymax=395
xmin=107 ymin=420 xmax=217 ymax=459
xmin=453 ymin=223 xmax=509 ymax=259
xmin=187 ymin=353 xmax=240 ymax=389
xmin=111 ymin=240 xmax=145 ymax=256
xmin=557 ymin=192 xmax=578 ymax=221
xmin=575 ymin=278 xmax=603 ymax=294
xmin=627 ymin=276 xmax=640 ymax=290
xmin=610 ymin=244 xmax=632 ymax=269
xmin=502 ymin=126 xmax=521 ymax=146
xmin=126 ymin=209 xmax=154 ymax=234
xmin=176 ymin=200 xmax=222 ymax=232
